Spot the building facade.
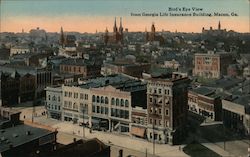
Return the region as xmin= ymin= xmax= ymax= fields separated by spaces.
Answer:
xmin=188 ymin=87 xmax=222 ymax=121
xmin=60 ymin=59 xmax=101 ymax=78
xmin=193 ymin=51 xmax=234 ymax=79
xmin=45 ymin=86 xmax=63 ymax=120
xmin=146 ymin=74 xmax=190 ymax=145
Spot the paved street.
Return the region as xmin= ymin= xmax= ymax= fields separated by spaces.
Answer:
xmin=15 ymin=106 xmax=250 ymax=157
xmin=16 ymin=106 xmax=188 ymax=157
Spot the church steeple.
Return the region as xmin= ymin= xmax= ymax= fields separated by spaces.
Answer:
xmin=119 ymin=17 xmax=123 ymax=33
xmin=60 ymin=26 xmax=65 ymax=46
xmin=218 ymin=21 xmax=221 ymax=30
xmin=113 ymin=17 xmax=118 ymax=33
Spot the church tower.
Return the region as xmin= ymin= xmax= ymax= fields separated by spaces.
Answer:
xmin=60 ymin=27 xmax=65 ymax=47
xmin=113 ymin=17 xmax=118 ymax=33
xmin=151 ymin=23 xmax=156 ymax=41
xmin=218 ymin=21 xmax=221 ymax=30
xmin=104 ymin=27 xmax=109 ymax=45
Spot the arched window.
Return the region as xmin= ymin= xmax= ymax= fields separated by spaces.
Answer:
xmin=48 ymin=95 xmax=51 ymax=100
xmin=97 ymin=96 xmax=100 ymax=103
xmin=116 ymin=98 xmax=119 ymax=106
xmin=111 ymin=98 xmax=115 ymax=105
xmin=101 ymin=96 xmax=104 ymax=103
xmin=121 ymin=99 xmax=124 ymax=107
xmin=92 ymin=95 xmax=96 ymax=102
xmin=125 ymin=100 xmax=129 ymax=107
xmin=105 ymin=97 xmax=109 ymax=104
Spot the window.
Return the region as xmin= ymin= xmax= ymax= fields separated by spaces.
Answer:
xmin=92 ymin=95 xmax=96 ymax=102
xmin=97 ymin=96 xmax=100 ymax=103
xmin=92 ymin=105 xmax=95 ymax=112
xmin=69 ymin=92 xmax=72 ymax=97
xmin=159 ymin=120 xmax=162 ymax=125
xmin=85 ymin=94 xmax=88 ymax=100
xmin=116 ymin=98 xmax=119 ymax=106
xmin=101 ymin=96 xmax=104 ymax=103
xmin=125 ymin=110 xmax=129 ymax=119
xmin=149 ymin=97 xmax=153 ymax=103
xmin=64 ymin=91 xmax=68 ymax=97
xmin=58 ymin=96 xmax=60 ymax=102
xmin=105 ymin=107 xmax=108 ymax=115
xmin=111 ymin=98 xmax=115 ymax=105
xmin=125 ymin=100 xmax=129 ymax=107
xmin=158 ymin=89 xmax=162 ymax=94
xmin=159 ymin=108 xmax=162 ymax=114
xmin=58 ymin=106 xmax=60 ymax=110
xmin=120 ymin=99 xmax=124 ymax=107
xmin=105 ymin=97 xmax=109 ymax=104
xmin=97 ymin=106 xmax=100 ymax=113
xmin=52 ymin=96 xmax=56 ymax=101
xmin=73 ymin=103 xmax=78 ymax=110
xmin=80 ymin=93 xmax=84 ymax=99
xmin=165 ymin=109 xmax=169 ymax=116
xmin=48 ymin=95 xmax=51 ymax=100
xmin=73 ymin=93 xmax=78 ymax=99
xmin=150 ymin=118 xmax=152 ymax=124
xmin=101 ymin=107 xmax=104 ymax=114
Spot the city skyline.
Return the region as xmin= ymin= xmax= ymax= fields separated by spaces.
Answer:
xmin=0 ymin=0 xmax=249 ymax=33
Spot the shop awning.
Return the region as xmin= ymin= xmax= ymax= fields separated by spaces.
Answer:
xmin=130 ymin=126 xmax=146 ymax=138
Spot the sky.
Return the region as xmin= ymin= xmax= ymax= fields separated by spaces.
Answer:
xmin=0 ymin=0 xmax=249 ymax=33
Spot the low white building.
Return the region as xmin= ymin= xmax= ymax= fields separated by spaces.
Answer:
xmin=45 ymin=86 xmax=62 ymax=120
xmin=10 ymin=46 xmax=30 ymax=56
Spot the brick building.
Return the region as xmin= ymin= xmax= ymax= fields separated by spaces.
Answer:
xmin=60 ymin=59 xmax=101 ymax=78
xmin=188 ymin=87 xmax=222 ymax=121
xmin=193 ymin=51 xmax=234 ymax=78
xmin=146 ymin=73 xmax=190 ymax=145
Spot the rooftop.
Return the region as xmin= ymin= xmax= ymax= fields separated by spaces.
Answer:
xmin=60 ymin=58 xmax=94 ymax=66
xmin=78 ymin=74 xmax=146 ymax=92
xmin=190 ymin=86 xmax=215 ymax=96
xmin=0 ymin=124 xmax=53 ymax=153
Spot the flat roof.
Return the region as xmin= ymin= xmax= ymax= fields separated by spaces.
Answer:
xmin=0 ymin=124 xmax=53 ymax=153
xmin=190 ymin=86 xmax=215 ymax=96
xmin=78 ymin=74 xmax=146 ymax=92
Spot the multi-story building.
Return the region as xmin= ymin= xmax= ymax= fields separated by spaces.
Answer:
xmin=62 ymin=85 xmax=90 ymax=125
xmin=60 ymin=59 xmax=101 ymax=78
xmin=193 ymin=51 xmax=234 ymax=78
xmin=10 ymin=45 xmax=30 ymax=56
xmin=222 ymin=95 xmax=250 ymax=135
xmin=146 ymin=73 xmax=190 ymax=145
xmin=130 ymin=106 xmax=148 ymax=138
xmin=0 ymin=64 xmax=52 ymax=101
xmin=188 ymin=87 xmax=222 ymax=121
xmin=45 ymin=86 xmax=63 ymax=120
xmin=46 ymin=74 xmax=147 ymax=134
xmin=101 ymin=61 xmax=151 ymax=78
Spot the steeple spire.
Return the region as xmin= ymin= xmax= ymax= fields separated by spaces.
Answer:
xmin=113 ymin=17 xmax=117 ymax=32
xmin=119 ymin=17 xmax=123 ymax=33
xmin=60 ymin=26 xmax=65 ymax=46
xmin=218 ymin=21 xmax=221 ymax=30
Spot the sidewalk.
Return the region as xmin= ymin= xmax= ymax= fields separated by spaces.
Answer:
xmin=34 ymin=116 xmax=189 ymax=157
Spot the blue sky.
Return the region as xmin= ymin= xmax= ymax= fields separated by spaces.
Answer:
xmin=1 ymin=0 xmax=249 ymax=32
